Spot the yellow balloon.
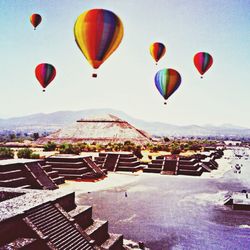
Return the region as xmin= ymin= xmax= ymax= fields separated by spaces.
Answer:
xmin=74 ymin=9 xmax=124 ymax=70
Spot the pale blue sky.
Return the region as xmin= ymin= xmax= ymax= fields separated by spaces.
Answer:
xmin=0 ymin=0 xmax=250 ymax=127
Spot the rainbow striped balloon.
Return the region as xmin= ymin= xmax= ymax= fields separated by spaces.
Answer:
xmin=35 ymin=63 xmax=56 ymax=92
xmin=155 ymin=68 xmax=181 ymax=104
xmin=74 ymin=9 xmax=124 ymax=76
xmin=150 ymin=42 xmax=166 ymax=64
xmin=30 ymin=14 xmax=42 ymax=30
xmin=193 ymin=52 xmax=213 ymax=78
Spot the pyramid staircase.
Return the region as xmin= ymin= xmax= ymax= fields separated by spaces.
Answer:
xmin=46 ymin=155 xmax=105 ymax=180
xmin=23 ymin=202 xmax=94 ymax=250
xmin=145 ymin=156 xmax=178 ymax=174
xmin=0 ymin=160 xmax=59 ymax=190
xmin=39 ymin=162 xmax=65 ymax=186
xmin=145 ymin=155 xmax=214 ymax=176
xmin=95 ymin=152 xmax=141 ymax=172
xmin=1 ymin=190 xmax=124 ymax=250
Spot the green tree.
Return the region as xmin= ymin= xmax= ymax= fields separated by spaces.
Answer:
xmin=170 ymin=145 xmax=181 ymax=155
xmin=17 ymin=148 xmax=33 ymax=159
xmin=163 ymin=137 xmax=170 ymax=143
xmin=32 ymin=133 xmax=40 ymax=141
xmin=30 ymin=153 xmax=40 ymax=159
xmin=0 ymin=147 xmax=14 ymax=159
xmin=133 ymin=145 xmax=143 ymax=159
xmin=44 ymin=141 xmax=57 ymax=151
xmin=9 ymin=134 xmax=16 ymax=141
xmin=59 ymin=143 xmax=81 ymax=154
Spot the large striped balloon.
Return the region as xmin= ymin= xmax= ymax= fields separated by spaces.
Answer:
xmin=74 ymin=9 xmax=124 ymax=77
xmin=35 ymin=63 xmax=56 ymax=92
xmin=193 ymin=52 xmax=213 ymax=78
xmin=30 ymin=14 xmax=42 ymax=30
xmin=150 ymin=42 xmax=166 ymax=64
xmin=155 ymin=68 xmax=182 ymax=104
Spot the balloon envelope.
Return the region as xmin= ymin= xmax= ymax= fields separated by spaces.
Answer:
xmin=74 ymin=9 xmax=124 ymax=70
xmin=30 ymin=14 xmax=42 ymax=29
xmin=150 ymin=42 xmax=166 ymax=63
xmin=35 ymin=63 xmax=56 ymax=90
xmin=193 ymin=52 xmax=213 ymax=76
xmin=155 ymin=68 xmax=181 ymax=101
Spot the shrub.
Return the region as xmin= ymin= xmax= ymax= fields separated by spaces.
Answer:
xmin=133 ymin=146 xmax=143 ymax=159
xmin=30 ymin=153 xmax=40 ymax=159
xmin=0 ymin=147 xmax=14 ymax=159
xmin=44 ymin=141 xmax=57 ymax=151
xmin=59 ymin=143 xmax=81 ymax=154
xmin=170 ymin=145 xmax=181 ymax=155
xmin=17 ymin=148 xmax=33 ymax=159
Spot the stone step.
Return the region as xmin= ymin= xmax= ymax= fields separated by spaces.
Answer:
xmin=31 ymin=211 xmax=62 ymax=227
xmin=58 ymin=173 xmax=97 ymax=180
xmin=143 ymin=168 xmax=162 ymax=173
xmin=118 ymin=157 xmax=138 ymax=163
xmin=148 ymin=163 xmax=163 ymax=169
xmin=25 ymin=203 xmax=93 ymax=249
xmin=27 ymin=203 xmax=54 ymax=218
xmin=18 ymin=184 xmax=32 ymax=189
xmin=0 ymin=169 xmax=23 ymax=180
xmin=41 ymin=164 xmax=52 ymax=172
xmin=101 ymin=233 xmax=123 ymax=250
xmin=85 ymin=220 xmax=109 ymax=245
xmin=47 ymin=161 xmax=85 ymax=168
xmin=0 ymin=177 xmax=28 ymax=188
xmin=68 ymin=205 xmax=93 ymax=229
xmin=47 ymin=155 xmax=85 ymax=163
xmin=51 ymin=227 xmax=78 ymax=247
xmin=178 ymin=168 xmax=203 ymax=176
xmin=46 ymin=170 xmax=60 ymax=178
xmin=52 ymin=176 xmax=65 ymax=185
xmin=42 ymin=220 xmax=69 ymax=234
xmin=118 ymin=161 xmax=140 ymax=167
xmin=52 ymin=167 xmax=89 ymax=174
xmin=64 ymin=236 xmax=92 ymax=250
xmin=117 ymin=166 xmax=143 ymax=172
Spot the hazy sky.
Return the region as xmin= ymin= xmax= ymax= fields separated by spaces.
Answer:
xmin=0 ymin=0 xmax=250 ymax=127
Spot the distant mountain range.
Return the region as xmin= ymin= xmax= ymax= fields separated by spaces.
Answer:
xmin=1 ymin=108 xmax=250 ymax=138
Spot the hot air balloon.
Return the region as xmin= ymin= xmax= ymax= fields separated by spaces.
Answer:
xmin=193 ymin=52 xmax=213 ymax=78
xmin=150 ymin=42 xmax=166 ymax=64
xmin=74 ymin=9 xmax=124 ymax=77
xmin=35 ymin=63 xmax=56 ymax=92
xmin=155 ymin=68 xmax=182 ymax=105
xmin=30 ymin=14 xmax=42 ymax=30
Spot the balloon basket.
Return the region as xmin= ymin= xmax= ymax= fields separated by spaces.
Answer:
xmin=43 ymin=89 xmax=45 ymax=92
xmin=164 ymin=102 xmax=167 ymax=105
xmin=92 ymin=73 xmax=97 ymax=78
xmin=200 ymin=76 xmax=203 ymax=79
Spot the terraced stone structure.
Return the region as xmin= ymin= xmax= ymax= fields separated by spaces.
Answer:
xmin=46 ymin=154 xmax=106 ymax=180
xmin=0 ymin=159 xmax=64 ymax=190
xmin=0 ymin=187 xmax=124 ymax=249
xmin=144 ymin=149 xmax=223 ymax=176
xmin=95 ymin=152 xmax=142 ymax=172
